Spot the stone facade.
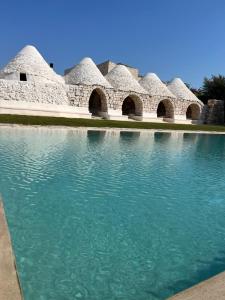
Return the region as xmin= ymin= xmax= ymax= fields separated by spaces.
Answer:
xmin=204 ymin=100 xmax=224 ymax=124
xmin=0 ymin=79 xmax=68 ymax=105
xmin=0 ymin=44 xmax=213 ymax=124
xmin=97 ymin=60 xmax=140 ymax=80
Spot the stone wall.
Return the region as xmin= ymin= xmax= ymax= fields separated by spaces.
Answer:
xmin=67 ymin=84 xmax=150 ymax=117
xmin=97 ymin=61 xmax=116 ymax=76
xmin=205 ymin=99 xmax=224 ymax=124
xmin=141 ymin=96 xmax=204 ymax=121
xmin=0 ymin=79 xmax=68 ymax=105
xmin=0 ymin=79 xmax=207 ymax=123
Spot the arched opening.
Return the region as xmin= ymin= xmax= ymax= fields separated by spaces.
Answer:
xmin=157 ymin=99 xmax=174 ymax=119
xmin=122 ymin=95 xmax=143 ymax=118
xmin=122 ymin=97 xmax=135 ymax=115
xmin=88 ymin=89 xmax=107 ymax=117
xmin=186 ymin=104 xmax=200 ymax=120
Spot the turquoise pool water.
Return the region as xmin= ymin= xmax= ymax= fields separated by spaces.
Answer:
xmin=1 ymin=126 xmax=225 ymax=300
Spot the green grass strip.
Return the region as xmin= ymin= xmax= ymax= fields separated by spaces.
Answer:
xmin=0 ymin=114 xmax=225 ymax=132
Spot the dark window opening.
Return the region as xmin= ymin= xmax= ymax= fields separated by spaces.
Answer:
xmin=20 ymin=73 xmax=27 ymax=81
xmin=50 ymin=63 xmax=54 ymax=69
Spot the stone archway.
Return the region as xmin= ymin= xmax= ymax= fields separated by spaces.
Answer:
xmin=88 ymin=88 xmax=108 ymax=117
xmin=186 ymin=103 xmax=200 ymax=120
xmin=122 ymin=95 xmax=143 ymax=117
xmin=157 ymin=99 xmax=174 ymax=119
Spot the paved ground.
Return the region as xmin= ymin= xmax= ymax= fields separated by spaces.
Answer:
xmin=0 ymin=200 xmax=23 ymax=300
xmin=168 ymin=271 xmax=225 ymax=300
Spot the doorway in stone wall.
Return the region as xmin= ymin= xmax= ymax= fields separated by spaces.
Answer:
xmin=122 ymin=95 xmax=143 ymax=118
xmin=186 ymin=104 xmax=200 ymax=120
xmin=122 ymin=97 xmax=136 ymax=115
xmin=157 ymin=99 xmax=174 ymax=120
xmin=88 ymin=89 xmax=107 ymax=117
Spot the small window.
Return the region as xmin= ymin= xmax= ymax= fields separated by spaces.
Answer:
xmin=20 ymin=73 xmax=27 ymax=81
xmin=49 ymin=63 xmax=54 ymax=69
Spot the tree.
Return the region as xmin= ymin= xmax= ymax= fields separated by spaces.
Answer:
xmin=201 ymin=75 xmax=225 ymax=122
xmin=190 ymin=87 xmax=208 ymax=104
xmin=202 ymin=75 xmax=225 ymax=101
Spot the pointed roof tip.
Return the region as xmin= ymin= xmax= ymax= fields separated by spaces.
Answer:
xmin=144 ymin=73 xmax=161 ymax=80
xmin=80 ymin=57 xmax=94 ymax=64
xmin=112 ymin=64 xmax=132 ymax=74
xmin=139 ymin=72 xmax=175 ymax=98
xmin=145 ymin=72 xmax=158 ymax=77
xmin=170 ymin=77 xmax=184 ymax=83
xmin=167 ymin=77 xmax=189 ymax=87
xmin=105 ymin=64 xmax=148 ymax=94
xmin=22 ymin=44 xmax=38 ymax=50
xmin=65 ymin=57 xmax=112 ymax=88
xmin=18 ymin=44 xmax=41 ymax=55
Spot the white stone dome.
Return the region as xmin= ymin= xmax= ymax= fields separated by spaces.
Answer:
xmin=65 ymin=57 xmax=112 ymax=88
xmin=0 ymin=45 xmax=64 ymax=84
xmin=139 ymin=73 xmax=176 ymax=98
xmin=167 ymin=78 xmax=199 ymax=102
xmin=105 ymin=65 xmax=148 ymax=94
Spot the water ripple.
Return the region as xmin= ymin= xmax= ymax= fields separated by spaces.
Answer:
xmin=0 ymin=127 xmax=225 ymax=299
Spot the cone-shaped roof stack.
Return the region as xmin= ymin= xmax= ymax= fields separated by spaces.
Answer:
xmin=0 ymin=45 xmax=64 ymax=84
xmin=65 ymin=57 xmax=112 ymax=88
xmin=139 ymin=73 xmax=175 ymax=98
xmin=105 ymin=65 xmax=148 ymax=94
xmin=167 ymin=78 xmax=199 ymax=101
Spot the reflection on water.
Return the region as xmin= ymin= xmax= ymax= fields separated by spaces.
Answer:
xmin=120 ymin=131 xmax=140 ymax=143
xmin=87 ymin=130 xmax=106 ymax=144
xmin=0 ymin=127 xmax=225 ymax=300
xmin=154 ymin=132 xmax=171 ymax=142
xmin=183 ymin=133 xmax=198 ymax=141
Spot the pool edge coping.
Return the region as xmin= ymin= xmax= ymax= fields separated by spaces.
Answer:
xmin=0 ymin=198 xmax=23 ymax=300
xmin=167 ymin=271 xmax=225 ymax=299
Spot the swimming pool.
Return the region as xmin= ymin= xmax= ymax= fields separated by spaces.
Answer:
xmin=0 ymin=126 xmax=225 ymax=300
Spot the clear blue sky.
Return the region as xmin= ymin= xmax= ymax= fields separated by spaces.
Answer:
xmin=0 ymin=0 xmax=225 ymax=87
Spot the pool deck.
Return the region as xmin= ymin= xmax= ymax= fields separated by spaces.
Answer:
xmin=168 ymin=271 xmax=225 ymax=300
xmin=0 ymin=199 xmax=23 ymax=300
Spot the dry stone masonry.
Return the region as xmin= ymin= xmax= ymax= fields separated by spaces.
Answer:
xmin=0 ymin=45 xmax=212 ymax=123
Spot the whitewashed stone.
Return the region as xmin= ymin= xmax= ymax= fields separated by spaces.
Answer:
xmin=167 ymin=78 xmax=200 ymax=102
xmin=0 ymin=45 xmax=64 ymax=84
xmin=105 ymin=65 xmax=148 ymax=94
xmin=139 ymin=73 xmax=175 ymax=98
xmin=0 ymin=45 xmax=207 ymax=123
xmin=64 ymin=57 xmax=112 ymax=88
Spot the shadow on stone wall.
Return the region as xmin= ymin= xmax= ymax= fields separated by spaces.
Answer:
xmin=204 ymin=100 xmax=224 ymax=124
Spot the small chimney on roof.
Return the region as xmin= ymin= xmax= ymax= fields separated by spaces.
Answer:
xmin=49 ymin=63 xmax=54 ymax=69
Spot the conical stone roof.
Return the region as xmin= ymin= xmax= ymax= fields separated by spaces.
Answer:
xmin=139 ymin=73 xmax=175 ymax=98
xmin=0 ymin=45 xmax=64 ymax=84
xmin=65 ymin=57 xmax=112 ymax=88
xmin=105 ymin=65 xmax=148 ymax=94
xmin=167 ymin=78 xmax=199 ymax=101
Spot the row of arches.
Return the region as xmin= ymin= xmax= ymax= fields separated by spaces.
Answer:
xmin=88 ymin=88 xmax=201 ymax=121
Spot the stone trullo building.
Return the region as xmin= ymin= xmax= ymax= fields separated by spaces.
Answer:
xmin=0 ymin=45 xmax=205 ymax=123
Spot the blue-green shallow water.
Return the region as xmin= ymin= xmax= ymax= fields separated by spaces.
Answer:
xmin=1 ymin=127 xmax=225 ymax=300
